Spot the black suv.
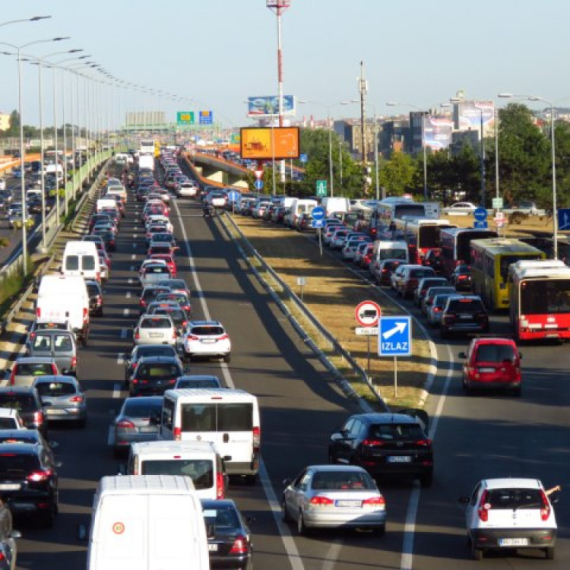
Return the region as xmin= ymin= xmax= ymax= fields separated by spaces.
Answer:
xmin=0 ymin=388 xmax=47 ymax=437
xmin=440 ymin=294 xmax=489 ymax=338
xmin=328 ymin=411 xmax=433 ymax=487
xmin=129 ymin=356 xmax=184 ymax=396
xmin=0 ymin=442 xmax=59 ymax=527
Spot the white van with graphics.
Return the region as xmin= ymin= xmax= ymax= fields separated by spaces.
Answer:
xmin=160 ymin=389 xmax=260 ymax=484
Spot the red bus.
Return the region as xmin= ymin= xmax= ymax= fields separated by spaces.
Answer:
xmin=393 ymin=219 xmax=456 ymax=264
xmin=508 ymin=259 xmax=570 ymax=341
xmin=440 ymin=228 xmax=498 ymax=278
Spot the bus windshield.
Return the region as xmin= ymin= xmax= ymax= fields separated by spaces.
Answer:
xmin=500 ymin=255 xmax=541 ymax=282
xmin=521 ymin=279 xmax=570 ymax=314
xmin=393 ymin=204 xmax=427 ymax=219
xmin=420 ymin=226 xmax=444 ymax=249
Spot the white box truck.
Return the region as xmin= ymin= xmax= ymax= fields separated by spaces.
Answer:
xmin=86 ymin=475 xmax=209 ymax=570
xmin=139 ymin=154 xmax=155 ymax=172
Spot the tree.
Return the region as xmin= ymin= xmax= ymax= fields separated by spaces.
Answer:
xmin=378 ymin=151 xmax=417 ymax=196
xmin=6 ymin=110 xmax=19 ymax=137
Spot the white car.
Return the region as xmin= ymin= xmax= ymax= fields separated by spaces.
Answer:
xmin=133 ymin=314 xmax=177 ymax=346
xmin=180 ymin=320 xmax=231 ymax=363
xmin=0 ymin=178 xmax=6 ymax=191
xmin=459 ymin=478 xmax=558 ymax=560
xmin=145 ymin=215 xmax=173 ymax=233
xmin=443 ymin=202 xmax=479 ymax=215
xmin=176 ymin=182 xmax=198 ymax=198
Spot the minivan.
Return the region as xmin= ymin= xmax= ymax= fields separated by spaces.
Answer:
xmin=85 ymin=475 xmax=209 ymax=570
xmin=127 ymin=440 xmax=228 ymax=499
xmin=160 ymin=389 xmax=260 ymax=484
xmin=62 ymin=241 xmax=101 ymax=283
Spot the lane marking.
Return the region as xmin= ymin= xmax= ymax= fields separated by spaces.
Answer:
xmin=128 ymin=278 xmax=134 ymax=284
xmin=172 ymin=199 xmax=304 ymax=570
xmin=120 ymin=328 xmax=127 ymax=339
xmin=117 ymin=353 xmax=125 ymax=365
xmin=107 ymin=426 xmax=114 ymax=446
xmin=131 ymin=254 xmax=136 ymax=260
xmin=322 ymin=540 xmax=343 ymax=570
xmin=123 ymin=308 xmax=130 ymax=316
xmin=113 ymin=383 xmax=121 ymax=399
xmin=126 ymin=292 xmax=132 ymax=299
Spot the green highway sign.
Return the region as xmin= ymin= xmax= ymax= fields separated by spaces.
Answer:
xmin=316 ymin=179 xmax=328 ymax=197
xmin=177 ymin=111 xmax=195 ymax=125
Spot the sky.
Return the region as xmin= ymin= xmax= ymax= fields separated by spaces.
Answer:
xmin=0 ymin=0 xmax=569 ymax=130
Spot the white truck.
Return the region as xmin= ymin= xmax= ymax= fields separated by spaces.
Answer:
xmin=139 ymin=154 xmax=155 ymax=172
xmin=85 ymin=475 xmax=209 ymax=570
xmin=321 ymin=196 xmax=350 ymax=216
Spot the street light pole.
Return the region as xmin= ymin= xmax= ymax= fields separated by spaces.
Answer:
xmin=479 ymin=107 xmax=486 ymax=207
xmin=494 ymin=106 xmax=499 ymax=199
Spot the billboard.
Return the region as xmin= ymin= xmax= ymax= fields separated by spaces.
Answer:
xmin=240 ymin=127 xmax=300 ymax=160
xmin=247 ymin=95 xmax=296 ymax=118
xmin=456 ymin=101 xmax=495 ymax=137
xmin=423 ymin=116 xmax=453 ymax=150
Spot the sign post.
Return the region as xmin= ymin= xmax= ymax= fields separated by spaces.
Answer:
xmin=311 ymin=206 xmax=325 ymax=257
xmin=296 ymin=276 xmax=307 ymax=301
xmin=378 ymin=316 xmax=412 ymax=397
xmin=355 ymin=301 xmax=382 ymax=375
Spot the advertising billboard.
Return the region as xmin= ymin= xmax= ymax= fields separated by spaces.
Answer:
xmin=456 ymin=101 xmax=495 ymax=137
xmin=247 ymin=95 xmax=296 ymax=118
xmin=423 ymin=116 xmax=453 ymax=150
xmin=240 ymin=127 xmax=300 ymax=160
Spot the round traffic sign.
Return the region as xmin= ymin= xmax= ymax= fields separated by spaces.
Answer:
xmin=355 ymin=300 xmax=382 ymax=327
xmin=311 ymin=206 xmax=325 ymax=221
xmin=228 ymin=190 xmax=240 ymax=202
xmin=473 ymin=207 xmax=488 ymax=221
xmin=254 ymin=179 xmax=264 ymax=190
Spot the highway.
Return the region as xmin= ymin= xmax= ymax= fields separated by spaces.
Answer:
xmin=7 ymin=162 xmax=570 ymax=569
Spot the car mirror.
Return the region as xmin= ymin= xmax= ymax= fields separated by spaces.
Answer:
xmin=76 ymin=523 xmax=89 ymax=541
xmin=458 ymin=496 xmax=470 ymax=504
xmin=10 ymin=530 xmax=21 ymax=539
xmin=458 ymin=352 xmax=467 ymax=359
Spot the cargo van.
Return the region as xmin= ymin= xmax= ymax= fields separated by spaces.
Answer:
xmin=62 ymin=241 xmax=101 ymax=282
xmin=128 ymin=441 xmax=228 ymax=499
xmin=36 ymin=275 xmax=90 ymax=345
xmin=321 ymin=196 xmax=350 ymax=216
xmin=96 ymin=198 xmax=118 ymax=213
xmin=160 ymin=389 xmax=260 ymax=484
xmin=289 ymin=198 xmax=318 ymax=227
xmin=86 ymin=475 xmax=209 ymax=570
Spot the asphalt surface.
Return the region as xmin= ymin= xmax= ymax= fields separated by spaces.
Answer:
xmin=8 ymin=163 xmax=570 ymax=569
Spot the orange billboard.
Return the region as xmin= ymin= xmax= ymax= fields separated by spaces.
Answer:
xmin=240 ymin=127 xmax=300 ymax=160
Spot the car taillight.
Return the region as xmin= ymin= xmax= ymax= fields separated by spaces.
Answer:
xmin=478 ymin=490 xmax=489 ymax=522
xmin=433 ymin=307 xmax=442 ymax=313
xmin=362 ymin=439 xmax=385 ymax=447
xmin=173 ymin=427 xmax=181 ymax=441
xmin=229 ymin=536 xmax=248 ymax=554
xmin=458 ymin=274 xmax=467 ymax=280
xmin=71 ymin=356 xmax=77 ymax=368
xmin=116 ymin=420 xmax=135 ymax=429
xmin=33 ymin=410 xmax=44 ymax=425
xmin=83 ymin=307 xmax=89 ymax=323
xmin=415 ymin=439 xmax=432 ymax=447
xmin=96 ymin=271 xmax=101 ymax=281
xmin=9 ymin=368 xmax=16 ymax=385
xmin=218 ymin=334 xmax=229 ymax=341
xmin=70 ymin=396 xmax=83 ymax=403
xmin=27 ymin=469 xmax=52 ymax=482
xmin=540 ymin=490 xmax=551 ymax=521
xmin=362 ymin=496 xmax=386 ymax=507
xmin=253 ymin=426 xmax=260 ymax=452
xmin=134 ymin=330 xmax=140 ymax=340
xmin=96 ymin=295 xmax=102 ymax=306
xmin=186 ymin=335 xmax=199 ymax=341
xmin=36 ymin=307 xmax=41 ymax=317
xmin=310 ymin=496 xmax=334 ymax=506
xmin=216 ymin=472 xmax=225 ymax=499
xmin=140 ymin=299 xmax=147 ymax=307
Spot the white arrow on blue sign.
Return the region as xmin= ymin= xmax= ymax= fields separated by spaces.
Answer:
xmin=311 ymin=219 xmax=325 ymax=229
xmin=558 ymin=209 xmax=570 ymax=231
xmin=311 ymin=206 xmax=325 ymax=221
xmin=254 ymin=179 xmax=264 ymax=190
xmin=378 ymin=316 xmax=412 ymax=357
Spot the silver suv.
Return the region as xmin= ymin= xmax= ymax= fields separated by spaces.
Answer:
xmin=27 ymin=330 xmax=77 ymax=376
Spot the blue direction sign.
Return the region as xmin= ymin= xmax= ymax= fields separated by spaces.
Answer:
xmin=311 ymin=206 xmax=325 ymax=221
xmin=474 ymin=207 xmax=488 ymax=221
xmin=378 ymin=316 xmax=412 ymax=357
xmin=311 ymin=219 xmax=325 ymax=229
xmin=558 ymin=209 xmax=570 ymax=231
xmin=474 ymin=220 xmax=488 ymax=229
xmin=254 ymin=179 xmax=264 ymax=191
xmin=227 ymin=190 xmax=240 ymax=203
xmin=300 ymin=153 xmax=308 ymax=164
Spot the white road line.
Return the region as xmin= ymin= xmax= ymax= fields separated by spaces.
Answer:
xmin=123 ymin=308 xmax=130 ymax=316
xmin=107 ymin=426 xmax=114 ymax=446
xmin=322 ymin=540 xmax=343 ymax=570
xmin=128 ymin=278 xmax=134 ymax=284
xmin=131 ymin=254 xmax=136 ymax=260
xmin=132 ymin=243 xmax=137 ymax=248
xmin=126 ymin=292 xmax=132 ymax=299
xmin=113 ymin=383 xmax=121 ymax=399
xmin=172 ymin=199 xmax=304 ymax=570
xmin=117 ymin=353 xmax=125 ymax=365
xmin=120 ymin=328 xmax=127 ymax=339
xmin=133 ymin=234 xmax=137 ymax=239
xmin=400 ymin=342 xmax=455 ymax=570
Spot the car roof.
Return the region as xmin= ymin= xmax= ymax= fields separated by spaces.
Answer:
xmin=482 ymin=478 xmax=542 ymax=490
xmin=349 ymin=412 xmax=422 ymax=425
xmin=306 ymin=465 xmax=369 ymax=473
xmin=15 ymin=356 xmax=56 ymax=364
xmin=201 ymin=498 xmax=238 ymax=510
xmin=137 ymin=356 xmax=181 ymax=364
xmin=188 ymin=320 xmax=223 ymax=327
xmin=0 ymin=386 xmax=37 ymax=395
xmin=32 ymin=375 xmax=78 ymax=384
xmin=0 ymin=409 xmax=19 ymax=418
xmin=0 ymin=442 xmax=41 ymax=454
xmin=469 ymin=337 xmax=517 ymax=346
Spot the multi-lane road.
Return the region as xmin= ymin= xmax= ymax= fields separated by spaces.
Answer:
xmin=9 ymin=162 xmax=570 ymax=569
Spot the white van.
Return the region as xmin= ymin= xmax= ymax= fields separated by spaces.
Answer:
xmin=371 ymin=240 xmax=409 ymax=265
xmin=128 ymin=441 xmax=228 ymax=500
xmin=160 ymin=389 xmax=260 ymax=483
xmin=321 ymin=196 xmax=350 ymax=216
xmin=62 ymin=241 xmax=101 ymax=282
xmin=86 ymin=475 xmax=209 ymax=570
xmin=96 ymin=198 xmax=118 ymax=213
xmin=290 ymin=198 xmax=318 ymax=227
xmin=36 ymin=275 xmax=90 ymax=344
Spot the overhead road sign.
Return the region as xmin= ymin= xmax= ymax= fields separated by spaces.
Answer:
xmin=355 ymin=300 xmax=381 ymax=327
xmin=378 ymin=316 xmax=411 ymax=356
xmin=199 ymin=110 xmax=213 ymax=125
xmin=240 ymin=127 xmax=300 ymax=160
xmin=177 ymin=111 xmax=194 ymax=125
xmin=311 ymin=206 xmax=325 ymax=221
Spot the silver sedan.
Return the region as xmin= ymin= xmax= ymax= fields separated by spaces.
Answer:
xmin=32 ymin=375 xmax=87 ymax=427
xmin=282 ymin=465 xmax=387 ymax=535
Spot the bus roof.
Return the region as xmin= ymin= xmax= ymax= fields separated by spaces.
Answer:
xmin=509 ymin=259 xmax=570 ymax=279
xmin=470 ymin=238 xmax=545 ymax=256
xmin=400 ymin=219 xmax=456 ymax=228
xmin=440 ymin=227 xmax=498 ymax=238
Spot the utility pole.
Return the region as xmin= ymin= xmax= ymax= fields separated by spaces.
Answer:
xmin=358 ymin=61 xmax=368 ymax=164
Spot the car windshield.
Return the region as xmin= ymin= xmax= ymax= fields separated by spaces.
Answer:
xmin=311 ymin=470 xmax=375 ymax=491
xmin=487 ymin=488 xmax=544 ymax=510
xmin=475 ymin=344 xmax=515 ymax=362
xmin=122 ymin=400 xmax=162 ymax=418
xmin=35 ymin=382 xmax=76 ymax=396
xmin=0 ymin=454 xmax=40 ymax=476
xmin=369 ymin=423 xmax=424 ymax=440
xmin=141 ymin=459 xmax=213 ymax=489
xmin=176 ymin=378 xmax=220 ymax=389
xmin=410 ymin=269 xmax=435 ymax=278
xmin=135 ymin=346 xmax=175 ymax=360
xmin=0 ymin=395 xmax=36 ymax=412
xmin=16 ymin=363 xmax=53 ymax=376
xmin=203 ymin=506 xmax=240 ymax=530
xmin=140 ymin=318 xmax=171 ymax=329
xmin=190 ymin=326 xmax=224 ymax=336
xmin=137 ymin=364 xmax=180 ymax=379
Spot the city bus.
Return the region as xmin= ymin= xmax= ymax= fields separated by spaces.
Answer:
xmin=393 ymin=219 xmax=456 ymax=264
xmin=367 ymin=198 xmax=440 ymax=238
xmin=470 ymin=238 xmax=546 ymax=311
xmin=440 ymin=227 xmax=498 ymax=278
xmin=508 ymin=259 xmax=570 ymax=341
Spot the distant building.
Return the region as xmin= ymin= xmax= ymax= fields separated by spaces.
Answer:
xmin=379 ymin=118 xmax=409 ymax=158
xmin=449 ymin=129 xmax=480 ymax=157
xmin=0 ymin=113 xmax=10 ymax=132
xmin=333 ymin=119 xmax=376 ymax=161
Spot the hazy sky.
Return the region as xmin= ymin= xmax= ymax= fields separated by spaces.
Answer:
xmin=0 ymin=0 xmax=568 ymax=129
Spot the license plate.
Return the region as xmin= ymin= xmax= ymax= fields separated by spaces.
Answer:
xmin=335 ymin=500 xmax=362 ymax=508
xmin=478 ymin=367 xmax=495 ymax=373
xmin=47 ymin=409 xmax=66 ymax=415
xmin=0 ymin=484 xmax=20 ymax=491
xmin=208 ymin=544 xmax=218 ymax=551
xmin=139 ymin=427 xmax=157 ymax=433
xmin=459 ymin=314 xmax=473 ymax=320
xmin=499 ymin=538 xmax=529 ymax=547
xmin=387 ymin=456 xmax=412 ymax=463
xmin=149 ymin=333 xmax=164 ymax=338
xmin=201 ymin=339 xmax=216 ymax=344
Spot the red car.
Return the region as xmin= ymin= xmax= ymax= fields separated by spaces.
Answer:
xmin=459 ymin=337 xmax=522 ymax=396
xmin=149 ymin=254 xmax=177 ymax=278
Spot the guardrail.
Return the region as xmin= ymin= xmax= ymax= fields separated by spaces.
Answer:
xmin=219 ymin=211 xmax=387 ymax=410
